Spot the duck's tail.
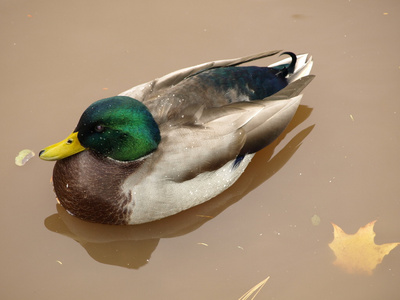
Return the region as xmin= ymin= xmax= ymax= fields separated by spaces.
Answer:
xmin=274 ymin=52 xmax=297 ymax=77
xmin=269 ymin=52 xmax=314 ymax=84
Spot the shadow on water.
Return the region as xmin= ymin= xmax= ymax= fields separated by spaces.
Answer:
xmin=44 ymin=105 xmax=314 ymax=269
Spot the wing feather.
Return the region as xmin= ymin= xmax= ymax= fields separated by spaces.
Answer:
xmin=119 ymin=50 xmax=281 ymax=101
xmin=198 ymin=75 xmax=315 ymax=154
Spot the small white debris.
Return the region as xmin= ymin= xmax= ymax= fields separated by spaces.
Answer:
xmin=311 ymin=214 xmax=321 ymax=226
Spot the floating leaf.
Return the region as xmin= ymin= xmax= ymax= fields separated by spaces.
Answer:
xmin=15 ymin=149 xmax=35 ymax=166
xmin=328 ymin=221 xmax=399 ymax=275
xmin=239 ymin=276 xmax=270 ymax=300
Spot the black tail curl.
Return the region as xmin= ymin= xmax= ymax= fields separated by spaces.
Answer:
xmin=276 ymin=51 xmax=297 ymax=77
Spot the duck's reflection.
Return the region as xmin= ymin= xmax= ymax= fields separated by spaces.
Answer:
xmin=44 ymin=105 xmax=313 ymax=269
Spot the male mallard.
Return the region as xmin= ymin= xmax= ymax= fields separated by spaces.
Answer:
xmin=39 ymin=50 xmax=314 ymax=225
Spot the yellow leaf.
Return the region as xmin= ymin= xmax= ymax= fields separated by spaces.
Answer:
xmin=329 ymin=221 xmax=399 ymax=275
xmin=15 ymin=149 xmax=35 ymax=166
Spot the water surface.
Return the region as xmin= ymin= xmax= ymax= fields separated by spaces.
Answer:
xmin=1 ymin=0 xmax=400 ymax=299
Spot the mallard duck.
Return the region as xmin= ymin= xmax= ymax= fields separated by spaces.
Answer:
xmin=39 ymin=50 xmax=314 ymax=225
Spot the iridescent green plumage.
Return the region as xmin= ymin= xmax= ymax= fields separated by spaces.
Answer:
xmin=75 ymin=96 xmax=160 ymax=161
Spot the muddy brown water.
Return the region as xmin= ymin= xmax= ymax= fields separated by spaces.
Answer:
xmin=2 ymin=0 xmax=400 ymax=299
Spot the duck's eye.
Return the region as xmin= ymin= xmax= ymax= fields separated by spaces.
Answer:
xmin=94 ymin=125 xmax=105 ymax=133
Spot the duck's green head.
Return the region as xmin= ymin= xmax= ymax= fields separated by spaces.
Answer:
xmin=39 ymin=96 xmax=161 ymax=161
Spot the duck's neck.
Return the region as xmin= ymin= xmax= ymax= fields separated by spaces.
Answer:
xmin=53 ymin=150 xmax=145 ymax=224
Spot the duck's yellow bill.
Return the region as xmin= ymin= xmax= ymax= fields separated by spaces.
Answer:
xmin=39 ymin=132 xmax=86 ymax=161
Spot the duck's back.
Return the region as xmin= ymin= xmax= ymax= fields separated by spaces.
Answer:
xmin=143 ymin=65 xmax=289 ymax=124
